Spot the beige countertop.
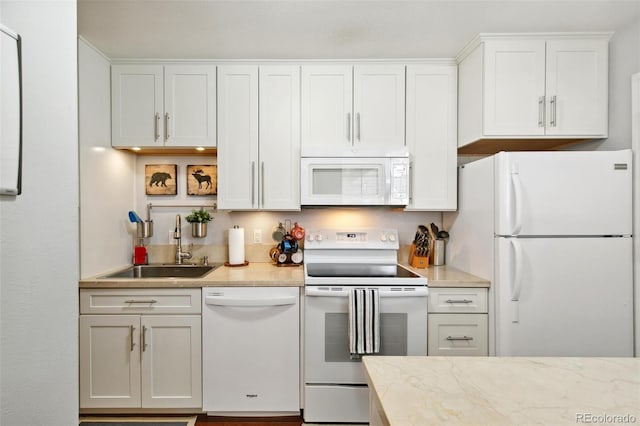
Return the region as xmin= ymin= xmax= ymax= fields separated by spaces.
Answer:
xmin=79 ymin=262 xmax=305 ymax=288
xmin=79 ymin=262 xmax=487 ymax=289
xmin=363 ymin=356 xmax=640 ymax=426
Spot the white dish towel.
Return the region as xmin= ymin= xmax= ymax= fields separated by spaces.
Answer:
xmin=348 ymin=288 xmax=380 ymax=355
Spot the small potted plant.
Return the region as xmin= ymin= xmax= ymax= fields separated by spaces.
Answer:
xmin=185 ymin=209 xmax=213 ymax=238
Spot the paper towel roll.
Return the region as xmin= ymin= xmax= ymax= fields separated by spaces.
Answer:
xmin=228 ymin=226 xmax=245 ymax=265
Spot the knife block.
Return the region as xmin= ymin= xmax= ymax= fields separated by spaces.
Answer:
xmin=408 ymin=243 xmax=429 ymax=269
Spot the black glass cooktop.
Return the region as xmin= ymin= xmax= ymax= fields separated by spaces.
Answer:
xmin=306 ymin=263 xmax=420 ymax=278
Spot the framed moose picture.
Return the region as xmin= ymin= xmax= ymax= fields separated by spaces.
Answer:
xmin=145 ymin=164 xmax=177 ymax=195
xmin=187 ymin=165 xmax=217 ymax=195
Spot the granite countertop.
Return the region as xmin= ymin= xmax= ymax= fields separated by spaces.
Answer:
xmin=79 ymin=262 xmax=487 ymax=289
xmin=363 ymin=356 xmax=640 ymax=426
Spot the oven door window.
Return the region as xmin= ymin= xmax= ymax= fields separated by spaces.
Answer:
xmin=325 ymin=313 xmax=407 ymax=362
xmin=304 ymin=288 xmax=427 ymax=384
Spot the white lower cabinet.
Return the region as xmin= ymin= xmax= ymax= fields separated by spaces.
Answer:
xmin=79 ymin=289 xmax=202 ymax=409
xmin=427 ymin=287 xmax=489 ymax=356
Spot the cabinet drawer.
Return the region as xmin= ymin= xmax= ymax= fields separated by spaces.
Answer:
xmin=80 ymin=288 xmax=201 ymax=314
xmin=428 ymin=287 xmax=488 ymax=313
xmin=428 ymin=313 xmax=488 ymax=356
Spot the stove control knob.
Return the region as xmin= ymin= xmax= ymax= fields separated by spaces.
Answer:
xmin=307 ymin=234 xmax=314 ymax=242
xmin=315 ymin=233 xmax=323 ymax=242
xmin=380 ymin=233 xmax=387 ymax=242
xmin=388 ymin=233 xmax=397 ymax=242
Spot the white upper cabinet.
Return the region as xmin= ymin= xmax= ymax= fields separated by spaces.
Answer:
xmin=405 ymin=64 xmax=458 ymax=211
xmin=217 ymin=65 xmax=300 ymax=210
xmin=112 ymin=64 xmax=216 ymax=148
xmin=301 ymin=64 xmax=405 ymax=154
xmin=457 ymin=33 xmax=610 ymax=154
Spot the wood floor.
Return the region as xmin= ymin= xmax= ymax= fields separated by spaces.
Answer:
xmin=195 ymin=415 xmax=303 ymax=426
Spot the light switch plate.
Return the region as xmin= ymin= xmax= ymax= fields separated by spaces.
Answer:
xmin=253 ymin=229 xmax=262 ymax=243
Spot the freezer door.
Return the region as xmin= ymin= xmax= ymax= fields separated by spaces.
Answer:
xmin=494 ymin=150 xmax=632 ymax=236
xmin=494 ymin=237 xmax=633 ymax=356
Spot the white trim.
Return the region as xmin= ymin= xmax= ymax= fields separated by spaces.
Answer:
xmin=632 ymin=72 xmax=640 ymax=357
xmin=109 ymin=57 xmax=457 ymax=65
xmin=455 ymin=31 xmax=614 ymax=63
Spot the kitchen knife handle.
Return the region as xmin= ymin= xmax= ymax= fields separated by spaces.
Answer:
xmin=538 ymin=96 xmax=545 ymax=127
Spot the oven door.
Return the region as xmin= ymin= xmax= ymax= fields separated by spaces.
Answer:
xmin=304 ymin=285 xmax=427 ymax=384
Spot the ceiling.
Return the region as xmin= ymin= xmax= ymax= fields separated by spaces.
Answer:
xmin=78 ymin=0 xmax=640 ymax=60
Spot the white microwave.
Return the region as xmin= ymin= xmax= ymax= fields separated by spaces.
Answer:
xmin=300 ymin=156 xmax=410 ymax=206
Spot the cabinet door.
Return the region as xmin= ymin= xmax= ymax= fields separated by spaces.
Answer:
xmin=259 ymin=66 xmax=301 ymax=210
xmin=405 ymin=65 xmax=457 ymax=211
xmin=301 ymin=65 xmax=353 ymax=152
xmin=545 ymin=39 xmax=608 ymax=136
xmin=353 ymin=65 xmax=405 ymax=150
xmin=164 ymin=65 xmax=217 ymax=147
xmin=140 ymin=316 xmax=202 ymax=408
xmin=79 ymin=315 xmax=141 ymax=408
xmin=483 ymin=40 xmax=546 ymax=136
xmin=217 ymin=66 xmax=259 ymax=209
xmin=111 ymin=65 xmax=163 ymax=148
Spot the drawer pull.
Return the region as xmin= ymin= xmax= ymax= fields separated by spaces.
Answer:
xmin=445 ymin=299 xmax=473 ymax=304
xmin=446 ymin=336 xmax=474 ymax=341
xmin=125 ymin=299 xmax=157 ymax=304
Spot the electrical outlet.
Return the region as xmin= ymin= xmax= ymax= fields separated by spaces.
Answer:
xmin=253 ymin=229 xmax=262 ymax=243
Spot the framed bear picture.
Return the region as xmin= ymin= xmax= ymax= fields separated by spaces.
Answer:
xmin=187 ymin=165 xmax=217 ymax=195
xmin=145 ymin=164 xmax=177 ymax=195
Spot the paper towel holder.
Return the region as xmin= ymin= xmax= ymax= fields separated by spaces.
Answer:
xmin=225 ymin=225 xmax=249 ymax=267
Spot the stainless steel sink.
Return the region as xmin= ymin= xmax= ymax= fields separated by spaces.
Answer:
xmin=100 ymin=264 xmax=218 ymax=279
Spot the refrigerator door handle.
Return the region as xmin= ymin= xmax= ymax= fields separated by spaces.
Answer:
xmin=510 ymin=239 xmax=523 ymax=323
xmin=510 ymin=165 xmax=523 ymax=235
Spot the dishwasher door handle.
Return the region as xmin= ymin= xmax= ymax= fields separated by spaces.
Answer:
xmin=205 ymin=295 xmax=297 ymax=307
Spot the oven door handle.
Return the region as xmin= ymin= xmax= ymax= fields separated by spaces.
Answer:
xmin=305 ymin=288 xmax=428 ymax=298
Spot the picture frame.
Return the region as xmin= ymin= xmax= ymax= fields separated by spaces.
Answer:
xmin=187 ymin=165 xmax=217 ymax=195
xmin=145 ymin=164 xmax=177 ymax=195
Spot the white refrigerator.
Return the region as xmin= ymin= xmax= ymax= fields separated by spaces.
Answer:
xmin=444 ymin=150 xmax=633 ymax=356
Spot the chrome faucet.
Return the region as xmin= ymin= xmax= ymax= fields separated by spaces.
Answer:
xmin=174 ymin=214 xmax=192 ymax=264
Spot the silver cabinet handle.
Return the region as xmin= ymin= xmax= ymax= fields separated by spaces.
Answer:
xmin=408 ymin=161 xmax=414 ymax=203
xmin=125 ymin=299 xmax=157 ymax=304
xmin=154 ymin=113 xmax=160 ymax=141
xmin=538 ymin=96 xmax=545 ymax=127
xmin=164 ymin=112 xmax=170 ymax=139
xmin=251 ymin=162 xmax=256 ymax=207
xmin=356 ymin=112 xmax=361 ymax=141
xmin=550 ymin=95 xmax=557 ymax=127
xmin=347 ymin=113 xmax=351 ymax=142
xmin=129 ymin=325 xmax=136 ymax=352
xmin=445 ymin=299 xmax=473 ymax=304
xmin=142 ymin=325 xmax=148 ymax=352
xmin=261 ymin=162 xmax=265 ymax=207
xmin=446 ymin=336 xmax=474 ymax=341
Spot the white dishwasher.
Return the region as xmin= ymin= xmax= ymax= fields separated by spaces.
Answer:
xmin=202 ymin=286 xmax=300 ymax=415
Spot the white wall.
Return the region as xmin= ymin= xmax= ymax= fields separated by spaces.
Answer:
xmin=79 ymin=38 xmax=136 ymax=278
xmin=0 ymin=1 xmax=79 ymax=425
